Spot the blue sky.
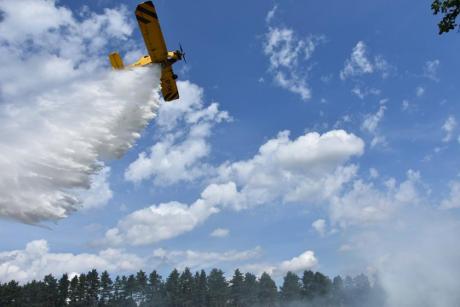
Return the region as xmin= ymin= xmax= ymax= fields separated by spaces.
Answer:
xmin=1 ymin=0 xmax=460 ymax=303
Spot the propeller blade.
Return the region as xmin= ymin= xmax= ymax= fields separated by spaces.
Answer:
xmin=179 ymin=43 xmax=187 ymax=63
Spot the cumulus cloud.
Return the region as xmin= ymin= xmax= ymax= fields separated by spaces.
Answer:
xmin=103 ymin=182 xmax=241 ymax=246
xmin=329 ymin=170 xmax=423 ymax=227
xmin=0 ymin=240 xmax=145 ymax=283
xmin=215 ymin=130 xmax=364 ymax=210
xmin=340 ymin=41 xmax=389 ymax=80
xmin=152 ymin=246 xmax=262 ymax=271
xmin=110 ymin=130 xmax=364 ymax=246
xmin=210 ymin=228 xmax=230 ymax=238
xmin=278 ymin=250 xmax=318 ymax=273
xmin=442 ymin=115 xmax=457 ymax=142
xmin=124 ymin=81 xmax=230 ymax=185
xmin=242 ymin=249 xmax=318 ymax=277
xmin=263 ymin=7 xmax=324 ymax=100
xmin=0 ymin=0 xmax=160 ymax=224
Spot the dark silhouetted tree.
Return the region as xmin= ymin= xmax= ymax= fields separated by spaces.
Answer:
xmin=208 ymin=268 xmax=228 ymax=307
xmin=165 ymin=269 xmax=181 ymax=307
xmin=432 ymin=0 xmax=460 ymax=34
xmin=193 ymin=270 xmax=208 ymax=307
xmin=147 ymin=270 xmax=165 ymax=306
xmin=136 ymin=270 xmax=148 ymax=304
xmin=86 ymin=269 xmax=100 ymax=306
xmin=258 ymin=272 xmax=277 ymax=307
xmin=280 ymin=271 xmax=302 ymax=303
xmin=57 ymin=273 xmax=69 ymax=306
xmin=43 ymin=274 xmax=59 ymax=307
xmin=229 ymin=269 xmax=244 ymax=307
xmin=241 ymin=272 xmax=258 ymax=307
xmin=68 ymin=275 xmax=79 ymax=306
xmin=179 ymin=268 xmax=195 ymax=307
xmin=100 ymin=270 xmax=113 ymax=305
xmin=301 ymin=270 xmax=315 ymax=301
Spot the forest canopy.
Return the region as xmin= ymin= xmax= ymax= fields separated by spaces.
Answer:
xmin=0 ymin=267 xmax=385 ymax=307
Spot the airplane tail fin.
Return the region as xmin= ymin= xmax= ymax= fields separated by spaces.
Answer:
xmin=109 ymin=52 xmax=125 ymax=69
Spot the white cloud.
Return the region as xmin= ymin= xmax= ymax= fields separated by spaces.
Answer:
xmin=329 ymin=170 xmax=422 ymax=227
xmin=152 ymin=246 xmax=261 ymax=271
xmin=442 ymin=115 xmax=457 ymax=143
xmin=0 ymin=0 xmax=158 ymax=224
xmin=312 ymin=219 xmax=327 ymax=236
xmin=278 ymin=250 xmax=318 ymax=273
xmin=104 ymin=199 xmax=219 ymax=246
xmin=416 ymin=86 xmax=425 ymax=97
xmin=108 ymin=130 xmax=364 ymax=246
xmin=0 ymin=240 xmax=145 ymax=283
xmin=423 ymin=59 xmax=440 ymax=81
xmin=265 ymin=5 xmax=278 ymax=23
xmin=215 ymin=130 xmax=364 ymax=210
xmin=369 ymin=168 xmax=379 ymax=179
xmin=243 ymin=249 xmax=318 ymax=277
xmin=210 ymin=228 xmax=230 ymax=238
xmin=351 ymin=86 xmax=381 ymax=99
xmin=264 ymin=16 xmax=324 ymax=100
xmin=124 ymin=81 xmax=230 ymax=186
xmin=402 ymin=99 xmax=410 ymax=111
xmin=361 ymin=103 xmax=387 ymax=147
xmin=340 ymin=41 xmax=389 ymax=80
xmin=440 ymin=181 xmax=460 ymax=209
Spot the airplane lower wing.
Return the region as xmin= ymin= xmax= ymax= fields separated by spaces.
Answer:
xmin=161 ymin=66 xmax=179 ymax=101
xmin=135 ymin=1 xmax=168 ymax=63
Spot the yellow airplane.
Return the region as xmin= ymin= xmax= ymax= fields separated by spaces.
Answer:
xmin=108 ymin=1 xmax=185 ymax=101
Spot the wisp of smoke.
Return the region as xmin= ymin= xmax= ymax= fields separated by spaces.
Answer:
xmin=348 ymin=207 xmax=460 ymax=307
xmin=0 ymin=66 xmax=161 ymax=224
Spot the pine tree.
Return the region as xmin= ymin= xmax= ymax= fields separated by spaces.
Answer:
xmin=113 ymin=276 xmax=124 ymax=304
xmin=147 ymin=270 xmax=164 ymax=306
xmin=100 ymin=270 xmax=113 ymax=306
xmin=125 ymin=274 xmax=137 ymax=305
xmin=165 ymin=269 xmax=180 ymax=307
xmin=331 ymin=275 xmax=344 ymax=306
xmin=229 ymin=269 xmax=244 ymax=307
xmin=136 ymin=270 xmax=148 ymax=304
xmin=280 ymin=271 xmax=301 ymax=303
xmin=179 ymin=268 xmax=195 ymax=307
xmin=1 ymin=280 xmax=21 ymax=306
xmin=258 ymin=272 xmax=277 ymax=307
xmin=207 ymin=268 xmax=228 ymax=307
xmin=241 ymin=272 xmax=258 ymax=307
xmin=78 ymin=273 xmax=88 ymax=305
xmin=57 ymin=273 xmax=70 ymax=306
xmin=68 ymin=275 xmax=79 ymax=306
xmin=312 ymin=272 xmax=332 ymax=298
xmin=301 ymin=270 xmax=315 ymax=301
xmin=43 ymin=274 xmax=59 ymax=307
xmin=193 ymin=270 xmax=208 ymax=307
xmin=86 ymin=269 xmax=100 ymax=306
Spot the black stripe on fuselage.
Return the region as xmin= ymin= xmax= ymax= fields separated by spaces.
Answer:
xmin=143 ymin=1 xmax=155 ymax=8
xmin=136 ymin=14 xmax=151 ymax=24
xmin=137 ymin=6 xmax=158 ymax=19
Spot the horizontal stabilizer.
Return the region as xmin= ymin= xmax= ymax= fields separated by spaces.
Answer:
xmin=109 ymin=52 xmax=125 ymax=70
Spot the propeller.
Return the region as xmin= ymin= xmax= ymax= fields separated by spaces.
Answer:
xmin=179 ymin=43 xmax=187 ymax=63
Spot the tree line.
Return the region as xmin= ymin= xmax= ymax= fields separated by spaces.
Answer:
xmin=0 ymin=267 xmax=385 ymax=307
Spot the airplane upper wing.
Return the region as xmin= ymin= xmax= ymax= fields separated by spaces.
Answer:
xmin=135 ymin=1 xmax=167 ymax=63
xmin=161 ymin=66 xmax=179 ymax=101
